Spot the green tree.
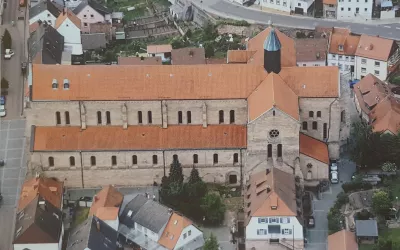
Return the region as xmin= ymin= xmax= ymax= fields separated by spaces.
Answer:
xmin=204 ymin=43 xmax=215 ymax=58
xmin=201 ymin=193 xmax=226 ymax=225
xmin=169 ymin=158 xmax=183 ymax=184
xmin=327 ymin=208 xmax=343 ymax=234
xmin=1 ymin=77 xmax=9 ymax=95
xmin=202 ymin=22 xmax=218 ymax=41
xmin=2 ymin=29 xmax=12 ymax=50
xmin=203 ymin=233 xmax=219 ymax=250
xmin=372 ymin=190 xmax=392 ymax=217
xmin=103 ymin=50 xmax=116 ymax=63
xmin=381 ymin=162 xmax=397 ymax=172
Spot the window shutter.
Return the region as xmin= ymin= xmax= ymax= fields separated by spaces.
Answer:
xmin=289 ymin=229 xmax=293 ymax=234
xmin=282 ymin=229 xmax=285 ymax=234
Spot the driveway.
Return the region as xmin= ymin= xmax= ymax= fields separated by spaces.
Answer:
xmin=194 ymin=0 xmax=400 ymax=40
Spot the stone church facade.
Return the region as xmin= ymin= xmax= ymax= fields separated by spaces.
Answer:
xmin=26 ymin=27 xmax=345 ymax=188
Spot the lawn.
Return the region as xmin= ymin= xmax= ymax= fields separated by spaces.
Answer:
xmin=359 ymin=244 xmax=376 ymax=250
xmin=72 ymin=207 xmax=90 ymax=227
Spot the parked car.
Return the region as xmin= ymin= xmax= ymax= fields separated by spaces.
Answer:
xmin=4 ymin=49 xmax=14 ymax=59
xmin=0 ymin=103 xmax=6 ymax=117
xmin=307 ymin=216 xmax=315 ymax=228
xmin=330 ymin=171 xmax=339 ymax=184
xmin=0 ymin=96 xmax=5 ymax=105
xmin=330 ymin=162 xmax=338 ymax=172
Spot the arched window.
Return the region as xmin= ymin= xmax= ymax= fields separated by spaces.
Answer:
xmin=178 ymin=111 xmax=183 ymax=124
xmin=48 ymin=157 xmax=54 ymax=167
xmin=341 ymin=110 xmax=345 ymax=122
xmin=213 ymin=154 xmax=218 ymax=164
xmin=138 ymin=111 xmax=143 ymax=124
xmin=132 ymin=155 xmax=138 ymax=165
xmin=219 ymin=110 xmax=224 ymax=124
xmin=233 ymin=153 xmax=239 ymax=164
xmin=277 ymin=144 xmax=282 ymax=158
xmin=173 ymin=154 xmax=178 ymax=161
xmin=106 ymin=111 xmax=111 ymax=125
xmin=309 ymin=111 xmax=314 ymax=118
xmin=111 ymin=156 xmax=117 ymax=166
xmin=302 ymin=121 xmax=308 ymax=130
xmin=323 ymin=123 xmax=328 ymax=140
xmin=267 ymin=144 xmax=272 ymax=158
xmin=230 ymin=110 xmax=235 ymax=124
xmin=193 ymin=154 xmax=198 ymax=164
xmin=65 ymin=112 xmax=70 ymax=125
xmin=97 ymin=111 xmax=102 ymax=124
xmin=152 ymin=155 xmax=158 ymax=164
xmin=148 ymin=111 xmax=153 ymax=124
xmin=90 ymin=156 xmax=96 ymax=166
xmin=187 ymin=111 xmax=192 ymax=124
xmin=69 ymin=156 xmax=75 ymax=167
xmin=55 ymin=112 xmax=61 ymax=125
xmin=317 ymin=111 xmax=321 ymax=118
xmin=312 ymin=121 xmax=318 ymax=130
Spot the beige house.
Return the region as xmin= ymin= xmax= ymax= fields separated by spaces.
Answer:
xmin=26 ymin=26 xmax=345 ymax=188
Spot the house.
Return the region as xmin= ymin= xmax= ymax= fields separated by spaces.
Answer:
xmin=291 ymin=0 xmax=315 ymax=15
xmin=147 ymin=44 xmax=172 ymax=62
xmin=55 ymin=9 xmax=83 ymax=56
xmin=355 ymin=34 xmax=399 ymax=81
xmin=295 ymin=38 xmax=327 ymax=67
xmin=89 ymin=185 xmax=123 ymax=231
xmin=244 ymin=168 xmax=304 ymax=250
xmin=355 ymin=220 xmax=378 ymax=244
xmin=259 ymin=0 xmax=291 ymax=13
xmin=353 ymin=74 xmax=400 ymax=134
xmin=13 ymin=177 xmax=64 ymax=250
xmin=53 ymin=0 xmax=84 ymax=9
xmin=118 ymin=56 xmax=163 ymax=65
xmin=29 ymin=0 xmax=61 ymax=26
xmin=171 ymin=47 xmax=206 ymax=65
xmin=119 ymin=194 xmax=204 ymax=250
xmin=169 ymin=0 xmax=193 ymax=21
xmin=66 ymin=215 xmax=118 ymax=250
xmin=327 ymin=28 xmax=360 ymax=76
xmin=380 ymin=0 xmax=396 ymax=19
xmin=73 ymin=0 xmax=112 ymax=33
xmin=328 ymin=230 xmax=358 ymax=250
xmin=28 ymin=21 xmax=64 ymax=65
xmin=88 ymin=22 xmax=113 ymax=41
xmin=323 ymin=0 xmax=337 ymax=18
xmin=337 ymin=0 xmax=373 ymax=20
xmin=81 ymin=33 xmax=107 ymax=50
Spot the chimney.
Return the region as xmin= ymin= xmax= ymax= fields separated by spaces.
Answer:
xmin=189 ymin=50 xmax=194 ymax=57
xmin=267 ymin=186 xmax=271 ymax=193
xmin=94 ymin=195 xmax=99 ymax=202
xmin=140 ymin=56 xmax=144 ymax=61
xmin=96 ymin=220 xmax=100 ymax=231
xmin=63 ymin=7 xmax=66 ymax=15
xmin=168 ymin=208 xmax=173 ymax=215
xmin=266 ymin=169 xmax=270 ymax=175
xmin=38 ymin=20 xmax=43 ymax=25
xmin=35 ymin=172 xmax=40 ymax=180
xmin=263 ymin=28 xmax=281 ymax=74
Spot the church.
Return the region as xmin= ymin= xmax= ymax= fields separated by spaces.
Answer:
xmin=26 ymin=26 xmax=344 ymax=188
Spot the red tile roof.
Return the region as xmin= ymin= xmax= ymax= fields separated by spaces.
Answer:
xmin=89 ymin=185 xmax=123 ymax=216
xmin=355 ymin=34 xmax=397 ymax=61
xmin=299 ymin=133 xmax=329 ymax=164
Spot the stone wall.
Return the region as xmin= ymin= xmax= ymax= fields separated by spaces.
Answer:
xmin=299 ymin=154 xmax=329 ymax=180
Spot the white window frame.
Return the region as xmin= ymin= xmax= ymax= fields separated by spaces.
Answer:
xmin=257 ymin=229 xmax=267 ymax=235
xmin=258 ymin=218 xmax=268 ymax=224
xmin=269 ymin=217 xmax=279 ymax=223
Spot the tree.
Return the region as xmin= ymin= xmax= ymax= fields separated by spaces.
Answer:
xmin=327 ymin=207 xmax=343 ymax=234
xmin=201 ymin=193 xmax=226 ymax=225
xmin=160 ymin=159 xmax=184 ymax=208
xmin=381 ymin=162 xmax=397 ymax=172
xmin=1 ymin=78 xmax=9 ymax=95
xmin=372 ymin=190 xmax=392 ymax=217
xmin=103 ymin=50 xmax=116 ymax=63
xmin=169 ymin=158 xmax=183 ymax=184
xmin=203 ymin=233 xmax=219 ymax=250
xmin=2 ymin=29 xmax=12 ymax=50
xmin=204 ymin=43 xmax=215 ymax=58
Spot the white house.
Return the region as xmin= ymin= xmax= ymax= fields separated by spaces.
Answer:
xmin=119 ymin=194 xmax=205 ymax=250
xmin=244 ymin=169 xmax=304 ymax=250
xmin=55 ymin=9 xmax=83 ymax=55
xmin=291 ymin=0 xmax=315 ymax=15
xmin=327 ymin=28 xmax=360 ymax=76
xmin=295 ymin=38 xmax=327 ymax=67
xmin=337 ymin=0 xmax=373 ymax=20
xmin=147 ymin=44 xmax=173 ymax=62
xmin=355 ymin=34 xmax=399 ymax=81
xmin=73 ymin=0 xmax=112 ymax=33
xmin=29 ymin=0 xmax=61 ymax=27
xmin=259 ymin=0 xmax=291 ymax=13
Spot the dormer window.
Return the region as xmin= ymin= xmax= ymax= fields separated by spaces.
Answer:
xmin=52 ymin=79 xmax=58 ymax=89
xmin=338 ymin=45 xmax=344 ymax=51
xmin=63 ymin=79 xmax=70 ymax=89
xmin=271 ymin=206 xmax=277 ymax=210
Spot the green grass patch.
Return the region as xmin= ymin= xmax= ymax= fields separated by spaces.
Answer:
xmin=359 ymin=244 xmax=376 ymax=250
xmin=72 ymin=207 xmax=90 ymax=227
xmin=206 ymin=183 xmax=241 ymax=197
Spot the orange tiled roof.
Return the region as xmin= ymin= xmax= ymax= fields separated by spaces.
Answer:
xmin=295 ymin=38 xmax=328 ymax=62
xmin=95 ymin=207 xmax=120 ymax=220
xmin=323 ymin=0 xmax=337 ymax=5
xmin=147 ymin=44 xmax=172 ymax=54
xmin=329 ymin=29 xmax=360 ymax=56
xmin=158 ymin=212 xmax=192 ymax=250
xmin=369 ymin=96 xmax=400 ymax=134
xmin=227 ymin=50 xmax=256 ymax=63
xmin=171 ymin=47 xmax=206 ymax=65
xmin=55 ymin=9 xmax=81 ymax=29
xmin=89 ymin=185 xmax=123 ymax=216
xmin=328 ymin=230 xmax=358 ymax=250
xmin=247 ymin=27 xmax=296 ymax=67
xmin=244 ymin=168 xmax=296 ymax=225
xmin=32 ymin=125 xmax=248 ymax=151
xmin=18 ymin=177 xmax=64 ymax=212
xmin=118 ymin=56 xmax=162 ymax=65
xmin=299 ymin=133 xmax=329 ymax=164
xmin=355 ymin=34 xmax=397 ymax=61
xmin=248 ymin=73 xmax=299 ymax=122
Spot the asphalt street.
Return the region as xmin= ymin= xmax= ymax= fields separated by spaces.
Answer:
xmin=196 ymin=0 xmax=400 ymax=40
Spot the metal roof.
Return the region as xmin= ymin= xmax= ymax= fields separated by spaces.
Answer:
xmin=263 ymin=28 xmax=281 ymax=52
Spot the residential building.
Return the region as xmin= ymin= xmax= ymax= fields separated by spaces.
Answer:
xmin=291 ymin=0 xmax=315 ymax=15
xmin=323 ymin=0 xmax=337 ymax=18
xmin=118 ymin=56 xmax=163 ymax=65
xmin=81 ymin=33 xmax=107 ymax=50
xmin=337 ymin=0 xmax=373 ymax=20
xmin=244 ymin=168 xmax=304 ymax=250
xmin=53 ymin=0 xmax=84 ymax=9
xmin=295 ymin=38 xmax=327 ymax=67
xmin=26 ymin=26 xmax=344 ymax=188
xmin=89 ymin=185 xmax=123 ymax=231
xmin=355 ymin=34 xmax=399 ymax=81
xmin=29 ymin=0 xmax=61 ymax=26
xmin=55 ymin=9 xmax=83 ymax=56
xmin=169 ymin=0 xmax=193 ymax=21
xmin=355 ymin=220 xmax=378 ymax=244
xmin=66 ymin=215 xmax=118 ymax=250
xmin=327 ymin=28 xmax=360 ymax=76
xmin=119 ymin=194 xmax=204 ymax=250
xmin=259 ymin=0 xmax=291 ymax=13
xmin=171 ymin=47 xmax=206 ymax=65
xmin=13 ymin=177 xmax=64 ymax=250
xmin=88 ymin=22 xmax=113 ymax=41
xmin=380 ymin=0 xmax=396 ymax=19
xmin=147 ymin=44 xmax=173 ymax=62
xmin=328 ymin=230 xmax=358 ymax=250
xmin=73 ymin=0 xmax=112 ymax=33
xmin=353 ymin=74 xmax=400 ymax=134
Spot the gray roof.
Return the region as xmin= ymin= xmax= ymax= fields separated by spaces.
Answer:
xmin=29 ymin=0 xmax=61 ymax=19
xmin=120 ymin=194 xmax=170 ymax=234
xmin=82 ymin=33 xmax=107 ymax=50
xmin=67 ymin=216 xmax=118 ymax=250
xmin=355 ymin=220 xmax=378 ymax=237
xmin=72 ymin=0 xmax=88 ymax=15
xmin=73 ymin=0 xmax=111 ymax=16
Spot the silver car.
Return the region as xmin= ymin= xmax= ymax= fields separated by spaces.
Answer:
xmin=330 ymin=171 xmax=339 ymax=184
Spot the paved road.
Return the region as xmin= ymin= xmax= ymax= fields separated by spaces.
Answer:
xmin=196 ymin=0 xmax=400 ymax=40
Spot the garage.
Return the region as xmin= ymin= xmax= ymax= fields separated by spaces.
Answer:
xmin=295 ymin=7 xmax=304 ymax=15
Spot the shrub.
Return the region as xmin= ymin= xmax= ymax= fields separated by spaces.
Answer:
xmin=334 ymin=192 xmax=349 ymax=209
xmin=342 ymin=180 xmax=373 ymax=193
xmin=355 ymin=209 xmax=373 ymax=220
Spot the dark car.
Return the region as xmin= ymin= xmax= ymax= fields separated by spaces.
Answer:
xmin=307 ymin=216 xmax=315 ymax=228
xmin=0 ymin=96 xmax=5 ymax=105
